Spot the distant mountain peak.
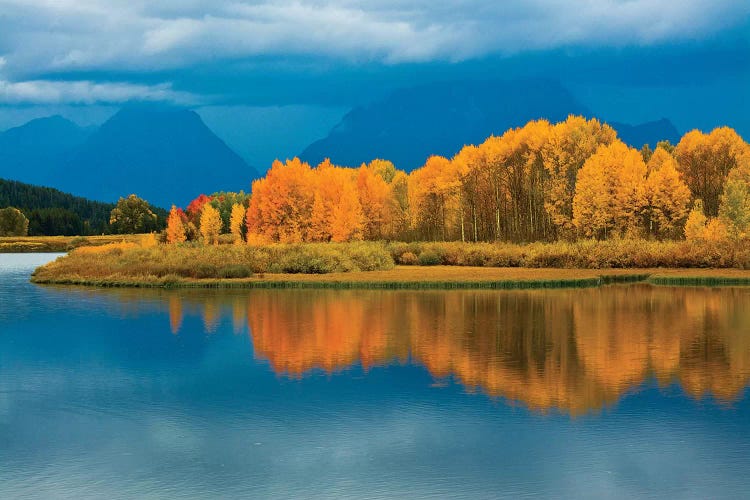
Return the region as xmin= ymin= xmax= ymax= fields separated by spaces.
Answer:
xmin=0 ymin=106 xmax=257 ymax=208
xmin=610 ymin=118 xmax=681 ymax=148
xmin=300 ymin=78 xmax=591 ymax=171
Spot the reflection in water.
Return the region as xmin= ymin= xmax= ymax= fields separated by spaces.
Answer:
xmin=157 ymin=285 xmax=750 ymax=414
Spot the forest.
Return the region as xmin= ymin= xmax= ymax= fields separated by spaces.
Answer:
xmin=0 ymin=179 xmax=116 ymax=235
xmin=0 ymin=180 xmax=168 ymax=236
xmin=167 ymin=116 xmax=750 ymax=246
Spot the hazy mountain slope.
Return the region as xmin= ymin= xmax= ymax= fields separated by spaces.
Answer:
xmin=610 ymin=118 xmax=681 ymax=148
xmin=0 ymin=116 xmax=92 ymax=185
xmin=54 ymin=105 xmax=256 ymax=207
xmin=300 ymin=79 xmax=591 ymax=171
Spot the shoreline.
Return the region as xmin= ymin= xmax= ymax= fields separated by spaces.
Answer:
xmin=30 ymin=266 xmax=750 ymax=289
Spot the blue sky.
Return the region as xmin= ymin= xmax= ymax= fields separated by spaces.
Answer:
xmin=1 ymin=0 xmax=748 ymax=166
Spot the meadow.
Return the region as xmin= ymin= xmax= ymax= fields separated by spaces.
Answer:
xmin=28 ymin=238 xmax=750 ymax=288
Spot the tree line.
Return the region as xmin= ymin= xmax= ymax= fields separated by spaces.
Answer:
xmin=0 ymin=178 xmax=169 ymax=236
xmin=165 ymin=116 xmax=749 ymax=245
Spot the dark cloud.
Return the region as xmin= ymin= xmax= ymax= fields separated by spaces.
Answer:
xmin=0 ymin=1 xmax=748 ymax=105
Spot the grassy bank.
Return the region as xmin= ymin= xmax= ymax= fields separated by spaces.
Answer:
xmin=387 ymin=240 xmax=750 ymax=269
xmin=31 ymin=241 xmax=395 ymax=284
xmin=0 ymin=235 xmax=144 ymax=253
xmin=29 ymin=239 xmax=750 ymax=289
xmin=30 ymin=264 xmax=750 ymax=289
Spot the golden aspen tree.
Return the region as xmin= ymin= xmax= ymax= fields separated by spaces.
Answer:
xmin=675 ymin=127 xmax=750 ymax=216
xmin=615 ymin=144 xmax=649 ymax=237
xmin=645 ymin=148 xmax=691 ymax=239
xmin=572 ymin=148 xmax=612 ymax=239
xmin=703 ymin=218 xmax=729 ymax=242
xmin=408 ymin=156 xmax=455 ymax=240
xmin=166 ymin=205 xmax=187 ymax=244
xmin=229 ymin=203 xmax=246 ymax=244
xmin=542 ymin=116 xmax=617 ymax=239
xmin=478 ymin=120 xmax=553 ymax=242
xmin=452 ymin=145 xmax=484 ymax=242
xmin=386 ymin=170 xmax=410 ymax=239
xmin=573 ymin=141 xmax=647 ymax=239
xmin=200 ymin=203 xmax=222 ymax=245
xmin=309 ymin=160 xmax=340 ymax=241
xmin=684 ymin=200 xmax=708 ymax=241
xmin=718 ymin=175 xmax=750 ymax=240
xmin=367 ymin=159 xmax=397 ymax=183
xmin=330 ymin=179 xmax=364 ymax=242
xmin=245 ymin=158 xmax=315 ymax=242
xmin=356 ymin=164 xmax=391 ymax=240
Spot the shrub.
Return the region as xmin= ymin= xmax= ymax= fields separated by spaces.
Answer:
xmin=219 ymin=265 xmax=253 ymax=279
xmin=399 ymin=251 xmax=419 ymax=265
xmin=418 ymin=250 xmax=441 ymax=266
xmin=194 ymin=264 xmax=218 ymax=278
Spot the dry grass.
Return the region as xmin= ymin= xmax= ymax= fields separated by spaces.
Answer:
xmin=27 ymin=239 xmax=750 ymax=289
xmin=31 ymin=263 xmax=750 ymax=289
xmin=0 ymin=234 xmax=144 ymax=253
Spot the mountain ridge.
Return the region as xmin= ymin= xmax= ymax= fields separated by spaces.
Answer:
xmin=300 ymin=79 xmax=683 ymax=170
xmin=0 ymin=106 xmax=257 ymax=208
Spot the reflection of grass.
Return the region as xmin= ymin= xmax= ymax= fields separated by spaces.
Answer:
xmin=0 ymin=234 xmax=143 ymax=253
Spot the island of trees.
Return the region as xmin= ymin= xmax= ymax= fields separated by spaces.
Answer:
xmin=30 ymin=116 xmax=750 ymax=285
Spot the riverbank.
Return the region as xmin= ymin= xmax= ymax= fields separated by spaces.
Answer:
xmin=31 ymin=264 xmax=750 ymax=289
xmin=27 ymin=239 xmax=750 ymax=289
xmin=0 ymin=235 xmax=144 ymax=253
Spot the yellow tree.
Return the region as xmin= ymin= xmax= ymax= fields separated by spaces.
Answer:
xmin=542 ymin=116 xmax=617 ymax=239
xmin=331 ymin=179 xmax=364 ymax=242
xmin=166 ymin=205 xmax=187 ymax=244
xmin=367 ymin=159 xmax=397 ymax=183
xmin=718 ymin=173 xmax=750 ymax=240
xmin=200 ymin=203 xmax=222 ymax=245
xmin=684 ymin=200 xmax=708 ymax=241
xmin=229 ymin=203 xmax=246 ymax=244
xmin=245 ymin=158 xmax=315 ymax=242
xmin=573 ymin=141 xmax=647 ymax=239
xmin=479 ymin=120 xmax=553 ymax=242
xmin=308 ymin=160 xmax=364 ymax=242
xmin=386 ymin=170 xmax=410 ymax=239
xmin=645 ymin=148 xmax=691 ymax=239
xmin=408 ymin=155 xmax=458 ymax=240
xmin=356 ymin=164 xmax=392 ymax=240
xmin=674 ymin=127 xmax=750 ymax=216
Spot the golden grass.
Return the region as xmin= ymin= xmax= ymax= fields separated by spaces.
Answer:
xmin=27 ymin=238 xmax=750 ymax=289
xmin=31 ymin=264 xmax=750 ymax=289
xmin=0 ymin=234 xmax=145 ymax=253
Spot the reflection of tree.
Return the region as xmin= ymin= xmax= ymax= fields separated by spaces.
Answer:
xmin=163 ymin=286 xmax=750 ymax=414
xmin=168 ymin=295 xmax=183 ymax=335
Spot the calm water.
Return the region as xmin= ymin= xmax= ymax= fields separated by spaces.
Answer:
xmin=1 ymin=254 xmax=750 ymax=499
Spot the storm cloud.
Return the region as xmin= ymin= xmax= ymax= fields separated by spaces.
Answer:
xmin=0 ymin=0 xmax=748 ymax=104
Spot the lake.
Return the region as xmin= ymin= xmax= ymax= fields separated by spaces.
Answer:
xmin=1 ymin=253 xmax=749 ymax=499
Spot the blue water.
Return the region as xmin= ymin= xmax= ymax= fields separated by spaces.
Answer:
xmin=1 ymin=253 xmax=749 ymax=499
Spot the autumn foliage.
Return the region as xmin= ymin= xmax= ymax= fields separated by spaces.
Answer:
xmin=168 ymin=116 xmax=748 ymax=246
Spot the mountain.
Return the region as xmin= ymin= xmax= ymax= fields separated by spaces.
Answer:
xmin=300 ymin=79 xmax=591 ymax=171
xmin=55 ymin=105 xmax=255 ymax=207
xmin=0 ymin=178 xmax=115 ymax=235
xmin=610 ymin=118 xmax=681 ymax=149
xmin=0 ymin=116 xmax=93 ymax=186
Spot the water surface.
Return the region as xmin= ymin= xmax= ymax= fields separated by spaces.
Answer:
xmin=1 ymin=253 xmax=749 ymax=499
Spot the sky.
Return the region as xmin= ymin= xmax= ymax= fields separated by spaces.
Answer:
xmin=0 ymin=0 xmax=748 ymax=167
